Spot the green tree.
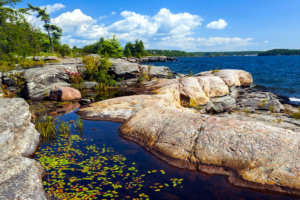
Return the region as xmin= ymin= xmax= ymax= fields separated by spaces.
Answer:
xmin=59 ymin=44 xmax=71 ymax=57
xmin=28 ymin=3 xmax=62 ymax=52
xmin=99 ymin=35 xmax=123 ymax=58
xmin=123 ymin=42 xmax=134 ymax=57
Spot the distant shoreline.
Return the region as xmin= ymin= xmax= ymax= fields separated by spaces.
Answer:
xmin=147 ymin=49 xmax=300 ymax=57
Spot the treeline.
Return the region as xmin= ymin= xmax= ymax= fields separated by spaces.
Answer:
xmin=0 ymin=0 xmax=73 ymax=62
xmin=148 ymin=49 xmax=300 ymax=57
xmin=82 ymin=38 xmax=149 ymax=58
xmin=148 ymin=50 xmax=262 ymax=57
xmin=257 ymin=49 xmax=300 ymax=56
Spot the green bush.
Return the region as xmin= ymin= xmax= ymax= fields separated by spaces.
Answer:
xmin=83 ymin=55 xmax=117 ymax=90
xmin=19 ymin=60 xmax=45 ymax=69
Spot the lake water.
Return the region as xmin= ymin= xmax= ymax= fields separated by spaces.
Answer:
xmin=34 ymin=111 xmax=298 ymax=200
xmin=149 ymin=56 xmax=300 ymax=105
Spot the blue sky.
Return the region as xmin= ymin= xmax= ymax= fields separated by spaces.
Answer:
xmin=19 ymin=0 xmax=300 ymax=51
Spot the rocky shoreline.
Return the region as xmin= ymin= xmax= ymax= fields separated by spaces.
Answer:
xmin=1 ymin=56 xmax=300 ymax=198
xmin=0 ymin=98 xmax=46 ymax=199
xmin=77 ymin=64 xmax=300 ymax=196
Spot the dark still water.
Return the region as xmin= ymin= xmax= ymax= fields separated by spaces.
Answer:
xmin=150 ymin=56 xmax=300 ymax=104
xmin=35 ymin=111 xmax=297 ymax=200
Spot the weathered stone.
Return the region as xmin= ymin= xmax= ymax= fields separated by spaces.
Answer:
xmin=284 ymin=104 xmax=299 ymax=114
xmin=179 ymin=77 xmax=209 ymax=105
xmin=109 ymin=59 xmax=173 ymax=80
xmin=236 ymin=88 xmax=285 ymax=113
xmin=33 ymin=56 xmax=44 ymax=61
xmin=0 ymin=98 xmax=46 ymax=199
xmin=23 ymin=64 xmax=79 ymax=100
xmin=197 ymin=70 xmax=253 ymax=87
xmin=197 ymin=76 xmax=229 ymax=97
xmin=44 ymin=56 xmax=60 ymax=62
xmin=0 ymin=98 xmax=40 ymax=161
xmin=78 ymin=78 xmax=300 ymax=195
xmin=82 ymin=81 xmax=99 ymax=89
xmin=206 ymin=95 xmax=236 ymax=113
xmin=0 ymin=157 xmax=46 ymax=200
xmin=49 ymin=86 xmax=81 ymax=101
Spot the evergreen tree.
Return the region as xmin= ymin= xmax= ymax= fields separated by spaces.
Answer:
xmin=28 ymin=3 xmax=62 ymax=52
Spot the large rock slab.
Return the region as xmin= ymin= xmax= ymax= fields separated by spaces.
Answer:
xmin=0 ymin=157 xmax=46 ymax=200
xmin=23 ymin=64 xmax=79 ymax=100
xmin=110 ymin=59 xmax=173 ymax=80
xmin=0 ymin=98 xmax=40 ymax=161
xmin=78 ymin=78 xmax=300 ymax=196
xmin=197 ymin=69 xmax=253 ymax=87
xmin=0 ymin=98 xmax=46 ymax=199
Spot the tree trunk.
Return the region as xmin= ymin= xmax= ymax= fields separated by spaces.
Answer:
xmin=47 ymin=30 xmax=53 ymax=53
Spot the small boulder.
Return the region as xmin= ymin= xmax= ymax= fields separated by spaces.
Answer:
xmin=49 ymin=86 xmax=81 ymax=101
xmin=82 ymin=81 xmax=99 ymax=90
xmin=44 ymin=56 xmax=60 ymax=62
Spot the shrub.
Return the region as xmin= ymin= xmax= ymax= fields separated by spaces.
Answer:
xmin=19 ymin=60 xmax=45 ymax=69
xmin=0 ymin=61 xmax=16 ymax=72
xmin=290 ymin=109 xmax=300 ymax=120
xmin=82 ymin=55 xmax=117 ymax=90
xmin=67 ymin=71 xmax=83 ymax=84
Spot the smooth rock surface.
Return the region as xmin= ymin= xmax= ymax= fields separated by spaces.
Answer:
xmin=0 ymin=98 xmax=46 ymax=199
xmin=49 ymin=86 xmax=81 ymax=101
xmin=78 ymin=78 xmax=300 ymax=196
xmin=197 ymin=69 xmax=253 ymax=87
xmin=23 ymin=64 xmax=79 ymax=100
xmin=109 ymin=59 xmax=173 ymax=79
xmin=0 ymin=157 xmax=46 ymax=200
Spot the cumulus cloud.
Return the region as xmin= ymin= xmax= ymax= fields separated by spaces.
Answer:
xmin=206 ymin=19 xmax=227 ymax=29
xmin=41 ymin=3 xmax=65 ymax=14
xmin=51 ymin=9 xmax=108 ymax=39
xmin=27 ymin=6 xmax=253 ymax=50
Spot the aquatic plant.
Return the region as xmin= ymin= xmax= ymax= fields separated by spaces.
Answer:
xmin=35 ymin=117 xmax=57 ymax=142
xmin=35 ymin=133 xmax=184 ymax=199
xmin=74 ymin=116 xmax=83 ymax=135
xmin=57 ymin=121 xmax=71 ymax=136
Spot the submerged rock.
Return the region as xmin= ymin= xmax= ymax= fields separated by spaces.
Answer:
xmin=78 ymin=77 xmax=300 ymax=196
xmin=49 ymin=86 xmax=81 ymax=101
xmin=0 ymin=98 xmax=46 ymax=199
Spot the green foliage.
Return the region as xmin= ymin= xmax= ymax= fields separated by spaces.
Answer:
xmin=258 ymin=49 xmax=300 ymax=56
xmin=0 ymin=61 xmax=16 ymax=72
xmin=83 ymin=36 xmax=123 ymax=58
xmin=137 ymin=72 xmax=150 ymax=83
xmin=147 ymin=50 xmax=262 ymax=57
xmin=28 ymin=3 xmax=62 ymax=53
xmin=99 ymin=35 xmax=123 ymax=58
xmin=35 ymin=117 xmax=57 ymax=143
xmin=58 ymin=44 xmax=71 ymax=57
xmin=83 ymin=56 xmax=117 ymax=90
xmin=19 ymin=59 xmax=45 ymax=69
xmin=124 ymin=39 xmax=148 ymax=58
xmin=290 ymin=109 xmax=300 ymax=120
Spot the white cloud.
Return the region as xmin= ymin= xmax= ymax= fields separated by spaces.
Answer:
xmin=51 ymin=9 xmax=108 ymax=39
xmin=111 ymin=11 xmax=116 ymax=15
xmin=27 ymin=6 xmax=253 ymax=50
xmin=41 ymin=3 xmax=65 ymax=14
xmin=206 ymin=19 xmax=227 ymax=30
